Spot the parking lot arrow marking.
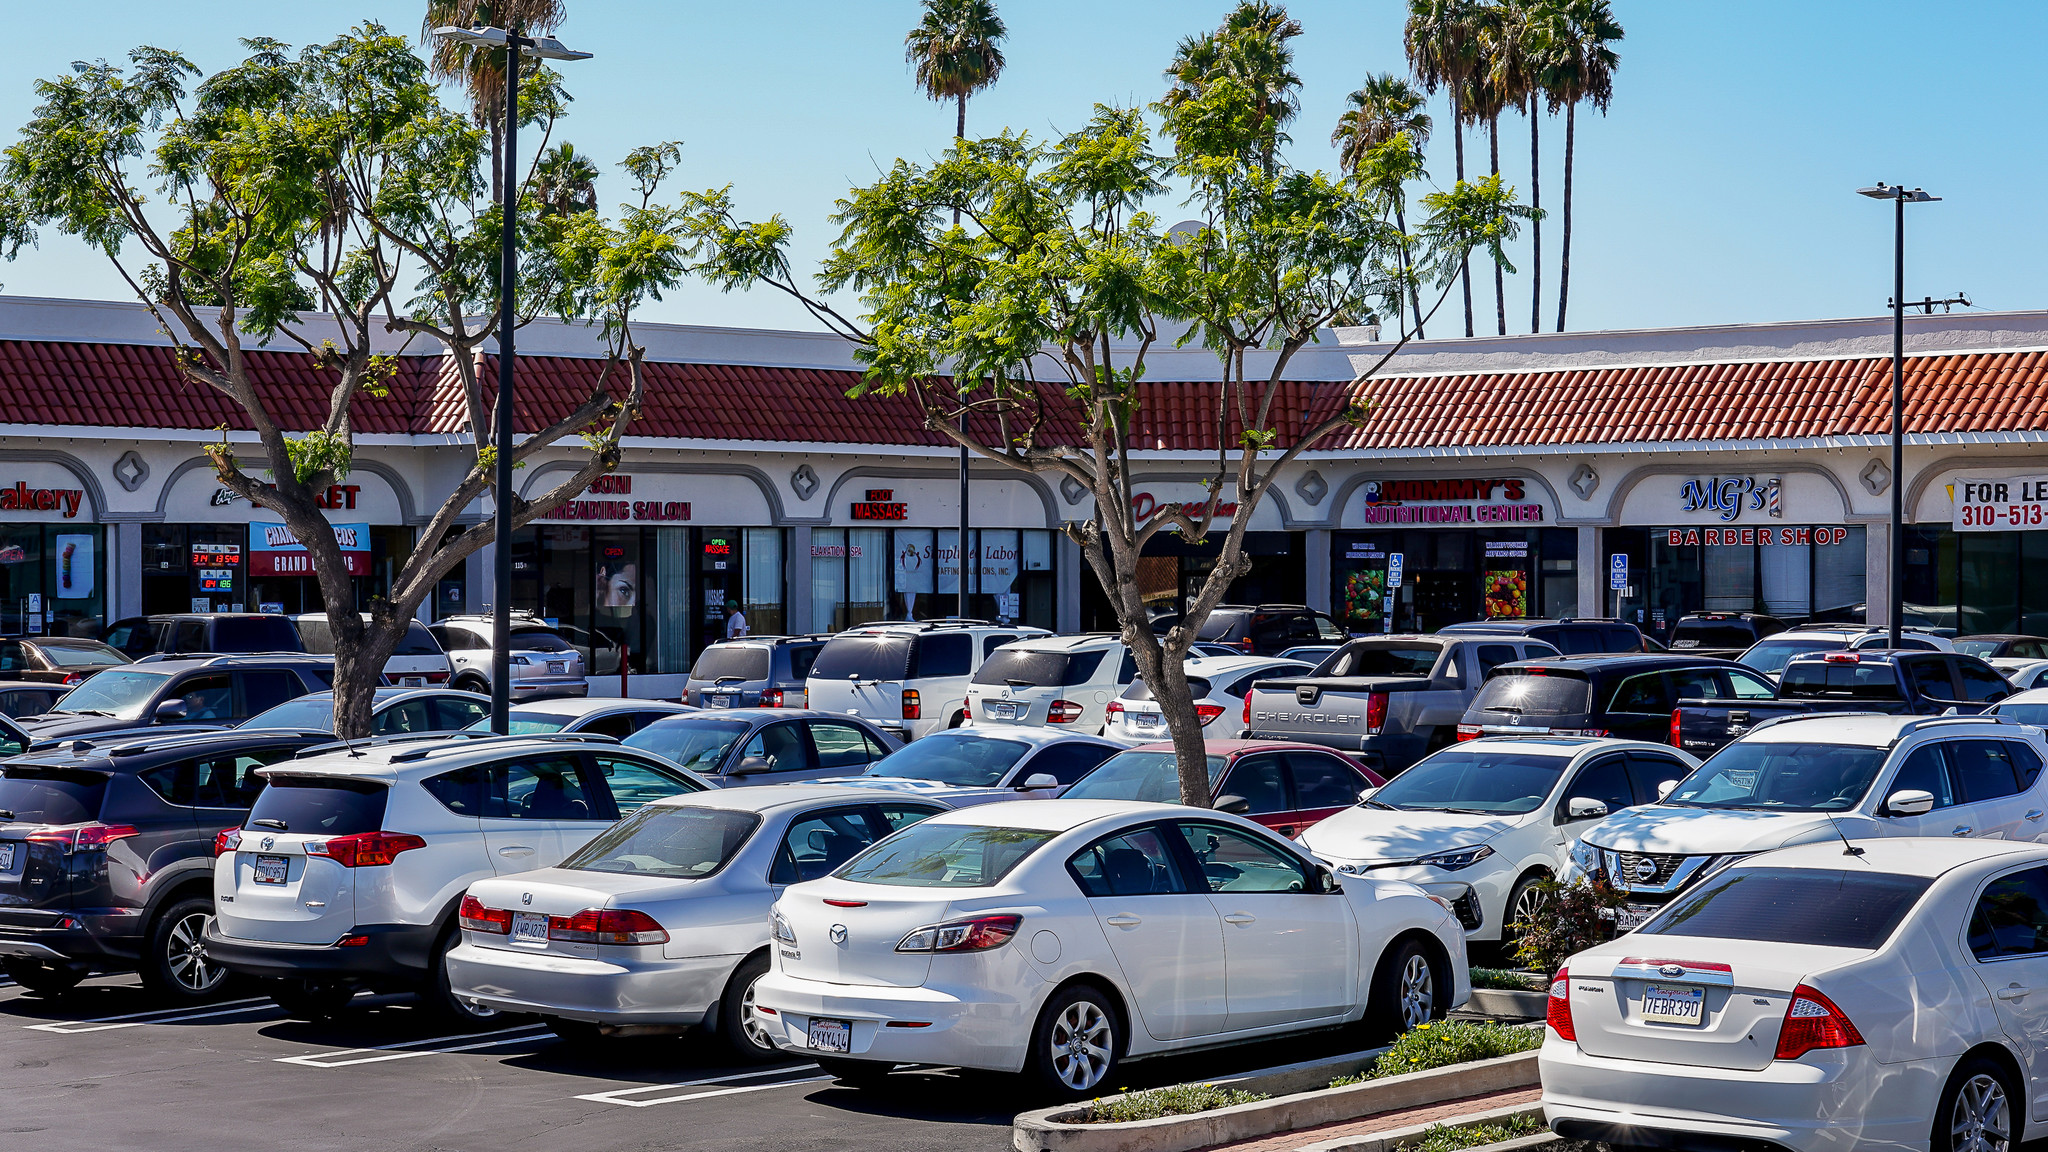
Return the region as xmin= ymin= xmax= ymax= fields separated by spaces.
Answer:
xmin=573 ymin=1067 xmax=832 ymax=1107
xmin=24 ymin=997 xmax=277 ymax=1034
xmin=274 ymin=1023 xmax=550 ymax=1067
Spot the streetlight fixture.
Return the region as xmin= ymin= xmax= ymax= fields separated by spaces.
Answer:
xmin=433 ymin=23 xmax=592 ymax=733
xmin=1856 ymin=182 xmax=1940 ymax=650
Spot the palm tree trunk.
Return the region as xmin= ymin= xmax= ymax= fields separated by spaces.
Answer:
xmin=1490 ymin=116 xmax=1505 ymax=336
xmin=1556 ymin=101 xmax=1575 ymax=332
xmin=1396 ymin=197 xmax=1423 ymax=340
xmin=1529 ymin=100 xmax=1542 ymax=334
xmin=1453 ymin=94 xmax=1472 ymax=338
xmin=953 ymin=94 xmax=966 ymax=227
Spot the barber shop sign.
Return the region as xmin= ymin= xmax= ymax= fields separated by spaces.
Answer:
xmin=1678 ymin=475 xmax=1782 ymax=522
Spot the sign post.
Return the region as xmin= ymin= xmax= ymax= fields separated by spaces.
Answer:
xmin=1609 ymin=553 xmax=1629 ymax=617
xmin=1384 ymin=553 xmax=1405 ymax=633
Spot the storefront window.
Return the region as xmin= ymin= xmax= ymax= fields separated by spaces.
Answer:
xmin=818 ymin=527 xmax=1058 ymax=632
xmin=0 ymin=525 xmax=105 ymax=636
xmin=1622 ymin=525 xmax=1865 ymax=641
xmin=743 ymin=529 xmax=785 ymax=636
xmin=1330 ymin=528 xmax=1575 ymax=633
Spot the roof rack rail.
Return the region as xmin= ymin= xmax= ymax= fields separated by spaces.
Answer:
xmin=99 ymin=724 xmax=257 ymax=756
xmin=1896 ymin=714 xmax=2010 ymax=739
xmin=1744 ymin=710 xmax=1893 ymax=736
xmin=378 ymin=730 xmax=622 ymax=763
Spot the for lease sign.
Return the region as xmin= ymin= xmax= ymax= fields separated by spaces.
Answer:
xmin=1952 ymin=476 xmax=2048 ymax=531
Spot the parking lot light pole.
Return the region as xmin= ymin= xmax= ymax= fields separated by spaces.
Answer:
xmin=1856 ymin=182 xmax=1940 ymax=650
xmin=432 ymin=24 xmax=592 ymax=733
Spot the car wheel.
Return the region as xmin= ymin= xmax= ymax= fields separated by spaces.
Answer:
xmin=140 ymin=897 xmax=231 ymax=1002
xmin=1504 ymin=874 xmax=1550 ymax=946
xmin=814 ymin=1055 xmax=894 ymax=1088
xmin=2 ymin=957 xmax=86 ymax=996
xmin=268 ymin=978 xmax=357 ymax=1020
xmin=1935 ymin=1056 xmax=2020 ymax=1152
xmin=544 ymin=1017 xmax=605 ymax=1045
xmin=427 ymin=928 xmax=503 ymax=1024
xmin=452 ymin=673 xmax=489 ymax=695
xmin=1026 ymin=984 xmax=1120 ymax=1099
xmin=719 ymin=952 xmax=779 ymax=1063
xmin=948 ymin=710 xmax=968 ymax=729
xmin=1368 ymin=937 xmax=1443 ymax=1036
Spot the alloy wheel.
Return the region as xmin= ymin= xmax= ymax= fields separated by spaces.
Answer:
xmin=1047 ymin=1000 xmax=1114 ymax=1092
xmin=739 ymin=974 xmax=774 ymax=1052
xmin=1952 ymin=1073 xmax=2011 ymax=1152
xmin=166 ymin=911 xmax=225 ymax=994
xmin=1511 ymin=883 xmax=1547 ymax=928
xmin=1399 ymin=953 xmax=1435 ymax=1028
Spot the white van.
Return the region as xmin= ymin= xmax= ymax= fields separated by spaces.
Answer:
xmin=292 ymin=613 xmax=452 ymax=687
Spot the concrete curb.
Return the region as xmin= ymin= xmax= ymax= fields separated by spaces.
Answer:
xmin=1464 ymin=989 xmax=1548 ymax=1019
xmin=1292 ymin=1100 xmax=1546 ymax=1152
xmin=1011 ymin=1049 xmax=1541 ymax=1152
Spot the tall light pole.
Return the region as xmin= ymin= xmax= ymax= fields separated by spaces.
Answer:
xmin=434 ymin=24 xmax=592 ymax=732
xmin=1855 ymin=183 xmax=1939 ymax=649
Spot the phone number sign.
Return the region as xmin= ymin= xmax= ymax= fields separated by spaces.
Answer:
xmin=1954 ymin=476 xmax=2048 ymax=531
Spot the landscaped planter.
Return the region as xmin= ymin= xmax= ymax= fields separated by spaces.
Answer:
xmin=1463 ymin=988 xmax=1549 ymax=1019
xmin=1012 ymin=1048 xmax=1540 ymax=1152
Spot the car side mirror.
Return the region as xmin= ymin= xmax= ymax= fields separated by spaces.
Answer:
xmin=1885 ymin=789 xmax=1936 ymax=817
xmin=1016 ymin=772 xmax=1059 ymax=791
xmin=154 ymin=699 xmax=188 ymax=722
xmin=730 ymin=755 xmax=772 ymax=777
xmin=1356 ymin=786 xmax=1379 ymax=804
xmin=1566 ymin=796 xmax=1609 ymax=820
xmin=1316 ymin=865 xmax=1343 ymax=894
xmin=1215 ymin=794 xmax=1251 ymax=815
xmin=1657 ymin=780 xmax=1679 ymax=801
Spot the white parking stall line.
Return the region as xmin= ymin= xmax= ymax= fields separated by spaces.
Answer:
xmin=24 ymin=997 xmax=278 ymax=1034
xmin=574 ymin=1067 xmax=832 ymax=1108
xmin=275 ymin=1023 xmax=551 ymax=1067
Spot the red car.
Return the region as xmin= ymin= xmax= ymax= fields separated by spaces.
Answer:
xmin=1060 ymin=738 xmax=1384 ymax=838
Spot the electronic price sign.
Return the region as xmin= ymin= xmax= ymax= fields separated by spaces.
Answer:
xmin=191 ymin=543 xmax=242 ymax=567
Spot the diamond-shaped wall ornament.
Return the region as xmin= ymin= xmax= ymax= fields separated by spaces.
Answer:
xmin=1060 ymin=475 xmax=1087 ymax=505
xmin=1860 ymin=458 xmax=1891 ymax=495
xmin=790 ymin=464 xmax=819 ymax=501
xmin=1569 ymin=462 xmax=1599 ymax=500
xmin=1294 ymin=469 xmax=1328 ymax=506
xmin=113 ymin=450 xmax=149 ymax=493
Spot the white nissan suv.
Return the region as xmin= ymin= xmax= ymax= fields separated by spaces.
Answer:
xmin=203 ymin=733 xmax=709 ymax=1021
xmin=806 ymin=620 xmax=1048 ymax=741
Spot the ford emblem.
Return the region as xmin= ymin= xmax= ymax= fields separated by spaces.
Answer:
xmin=521 ymin=892 xmax=533 ymax=906
xmin=1658 ymin=963 xmax=1685 ymax=978
xmin=828 ymin=924 xmax=848 ymax=944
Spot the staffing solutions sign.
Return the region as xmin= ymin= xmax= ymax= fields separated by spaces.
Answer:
xmin=1952 ymin=477 xmax=2048 ymax=531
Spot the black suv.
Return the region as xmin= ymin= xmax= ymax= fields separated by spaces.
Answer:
xmin=684 ymin=634 xmax=831 ymax=708
xmin=1194 ymin=604 xmax=1349 ymax=656
xmin=1666 ymin=612 xmax=1788 ymax=659
xmin=1460 ymin=653 xmax=1778 ymax=743
xmin=21 ymin=655 xmax=333 ymax=742
xmin=1440 ymin=617 xmax=1647 ymax=655
xmin=103 ymin=613 xmax=306 ymax=660
xmin=0 ymin=728 xmax=331 ymax=1000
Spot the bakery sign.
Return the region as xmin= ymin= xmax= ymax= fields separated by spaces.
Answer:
xmin=249 ymin=521 xmax=372 ymax=577
xmin=1349 ymin=478 xmax=1545 ymax=525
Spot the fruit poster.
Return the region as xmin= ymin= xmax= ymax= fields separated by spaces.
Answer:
xmin=1341 ymin=567 xmax=1387 ymax=627
xmin=1483 ymin=569 xmax=1527 ymax=618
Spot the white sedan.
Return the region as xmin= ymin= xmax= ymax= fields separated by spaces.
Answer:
xmin=444 ymin=786 xmax=948 ymax=1059
xmin=1101 ymin=655 xmax=1312 ymax=746
xmin=1301 ymin=737 xmax=1698 ymax=943
xmin=752 ymin=798 xmax=1469 ymax=1096
xmin=1542 ymin=837 xmax=2048 ymax=1152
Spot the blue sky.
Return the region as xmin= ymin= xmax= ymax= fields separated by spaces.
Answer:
xmin=1 ymin=1 xmax=2041 ymax=340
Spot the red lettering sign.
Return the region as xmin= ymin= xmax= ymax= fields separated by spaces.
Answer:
xmin=0 ymin=482 xmax=84 ymax=519
xmin=587 ymin=475 xmax=633 ymax=495
xmin=864 ymin=489 xmax=894 ymax=501
xmin=851 ymin=501 xmax=909 ymax=520
xmin=315 ymin=484 xmax=361 ymax=510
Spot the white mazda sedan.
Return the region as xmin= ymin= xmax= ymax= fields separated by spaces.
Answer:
xmin=1542 ymin=837 xmax=2048 ymax=1152
xmin=752 ymin=798 xmax=1469 ymax=1096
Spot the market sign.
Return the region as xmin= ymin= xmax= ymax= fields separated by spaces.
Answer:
xmin=249 ymin=521 xmax=372 ymax=577
xmin=1350 ymin=478 xmax=1543 ymax=525
xmin=1952 ymin=476 xmax=2048 ymax=531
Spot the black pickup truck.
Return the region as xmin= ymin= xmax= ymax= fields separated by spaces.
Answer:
xmin=1671 ymin=648 xmax=2015 ymax=757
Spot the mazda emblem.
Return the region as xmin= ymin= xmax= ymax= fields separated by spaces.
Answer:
xmin=521 ymin=892 xmax=533 ymax=906
xmin=828 ymin=924 xmax=848 ymax=945
xmin=1658 ymin=963 xmax=1685 ymax=978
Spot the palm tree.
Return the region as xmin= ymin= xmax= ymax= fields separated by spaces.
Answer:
xmin=1333 ymin=74 xmax=1431 ymax=337
xmin=1405 ymin=0 xmax=1484 ymax=337
xmin=1535 ymin=0 xmax=1622 ymax=332
xmin=532 ymin=142 xmax=599 ymax=216
xmin=904 ymin=0 xmax=1008 ymax=145
xmin=421 ymin=0 xmax=568 ymax=199
xmin=1491 ymin=0 xmax=1546 ymax=334
xmin=1163 ymin=1 xmax=1304 ymax=173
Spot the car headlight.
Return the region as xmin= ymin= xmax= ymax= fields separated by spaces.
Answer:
xmin=1569 ymin=838 xmax=1602 ymax=874
xmin=1414 ymin=844 xmax=1495 ymax=872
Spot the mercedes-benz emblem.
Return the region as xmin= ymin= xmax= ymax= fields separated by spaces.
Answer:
xmin=828 ymin=924 xmax=848 ymax=945
xmin=521 ymin=892 xmax=533 ymax=906
xmin=260 ymin=836 xmax=275 ymax=850
xmin=1658 ymin=963 xmax=1685 ymax=978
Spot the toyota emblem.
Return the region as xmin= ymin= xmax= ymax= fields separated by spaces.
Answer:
xmin=521 ymin=892 xmax=533 ymax=906
xmin=260 ymin=836 xmax=275 ymax=850
xmin=828 ymin=924 xmax=848 ymax=945
xmin=1658 ymin=963 xmax=1685 ymax=978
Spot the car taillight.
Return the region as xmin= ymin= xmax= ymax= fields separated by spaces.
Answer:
xmin=62 ymin=673 xmax=84 ymax=685
xmin=1243 ymin=694 xmax=1252 ymax=728
xmin=901 ymin=689 xmax=921 ymax=720
xmin=548 ymin=908 xmax=669 ymax=945
xmin=1105 ymin=701 xmax=1124 ymax=719
xmin=424 ymin=671 xmax=450 ymax=684
xmin=1047 ymin=700 xmax=1084 ymax=723
xmin=1456 ymin=724 xmax=1481 ymax=741
xmin=28 ymin=823 xmax=141 ymax=852
xmin=1364 ymin=691 xmax=1389 ymax=735
xmin=1670 ymin=709 xmax=1682 ymax=746
xmin=896 ymin=913 xmax=1022 ymax=953
xmin=1195 ymin=703 xmax=1226 ymax=724
xmin=459 ymin=894 xmax=511 ymax=934
xmin=1547 ymin=968 xmax=1576 ymax=1041
xmin=306 ymin=831 xmax=427 ymax=868
xmin=761 ymin=688 xmax=785 ymax=708
xmin=1775 ymin=984 xmax=1863 ymax=1060
xmin=1823 ymin=651 xmax=1860 ymax=664
xmin=214 ymin=827 xmax=243 ymax=857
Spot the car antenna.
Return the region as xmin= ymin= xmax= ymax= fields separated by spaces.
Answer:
xmin=1825 ymin=809 xmax=1864 ymax=859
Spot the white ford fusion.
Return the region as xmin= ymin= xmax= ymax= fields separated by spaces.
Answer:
xmin=751 ymin=798 xmax=1469 ymax=1096
xmin=1542 ymin=837 xmax=2048 ymax=1152
xmin=1300 ymin=737 xmax=1698 ymax=943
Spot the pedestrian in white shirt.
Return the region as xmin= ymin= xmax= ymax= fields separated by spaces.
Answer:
xmin=725 ymin=605 xmax=749 ymax=638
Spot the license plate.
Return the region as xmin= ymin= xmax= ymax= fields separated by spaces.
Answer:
xmin=707 ymin=694 xmax=735 ymax=708
xmin=0 ymin=842 xmax=15 ymax=871
xmin=253 ymin=854 xmax=289 ymax=885
xmin=401 ymin=676 xmax=425 ymax=687
xmin=1615 ymin=903 xmax=1659 ymax=931
xmin=1640 ymin=983 xmax=1706 ymax=1026
xmin=807 ymin=1017 xmax=851 ymax=1052
xmin=1132 ymin=713 xmax=1161 ymax=729
xmin=512 ymin=911 xmax=549 ymax=943
xmin=986 ymin=701 xmax=1020 ymax=720
xmin=547 ymin=661 xmax=566 ymax=675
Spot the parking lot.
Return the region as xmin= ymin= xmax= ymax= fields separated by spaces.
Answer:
xmin=0 ymin=974 xmax=1377 ymax=1152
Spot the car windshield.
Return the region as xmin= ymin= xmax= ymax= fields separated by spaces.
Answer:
xmin=509 ymin=627 xmax=574 ymax=654
xmin=622 ymin=717 xmax=752 ymax=773
xmin=466 ymin=711 xmax=575 ymax=735
xmin=562 ymin=803 xmax=760 ymax=879
xmin=1368 ymin=750 xmax=1567 ymax=815
xmin=691 ymin=645 xmax=771 ymax=682
xmin=0 ymin=767 xmax=108 ymax=823
xmin=38 ymin=642 xmax=124 ymax=667
xmin=810 ymin=635 xmax=913 ymax=681
xmin=50 ymin=669 xmax=169 ymax=719
xmin=1060 ymin=750 xmax=1228 ymax=804
xmin=1740 ymin=639 xmax=1843 ymax=676
xmin=1121 ymin=677 xmax=1211 ymax=703
xmin=1954 ymin=640 xmax=2007 ymax=659
xmin=1470 ymin=670 xmax=1593 ymax=717
xmin=393 ymin=621 xmax=442 ymax=656
xmin=1779 ymin=660 xmax=1903 ymax=700
xmin=1640 ymin=866 xmax=1931 ymax=949
xmin=1992 ymin=703 xmax=2048 ymax=727
xmin=243 ymin=696 xmax=335 ymax=730
xmin=836 ymin=823 xmax=1054 ymax=887
xmin=1664 ymin=741 xmax=1890 ymax=811
xmin=972 ymin=648 xmax=1106 ymax=687
xmin=1318 ymin=643 xmax=1441 ymax=678
xmin=1671 ymin=622 xmax=1756 ymax=648
xmin=863 ymin=731 xmax=1033 ymax=786
xmin=215 ymin=616 xmax=303 ymax=652
xmin=246 ymin=776 xmax=387 ymax=835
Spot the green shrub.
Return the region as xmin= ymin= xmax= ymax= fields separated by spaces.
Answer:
xmin=1089 ymin=1083 xmax=1269 ymax=1123
xmin=1394 ymin=1113 xmax=1545 ymax=1152
xmin=1469 ymin=967 xmax=1542 ymax=991
xmin=1511 ymin=875 xmax=1626 ymax=977
xmin=1330 ymin=1020 xmax=1544 ymax=1086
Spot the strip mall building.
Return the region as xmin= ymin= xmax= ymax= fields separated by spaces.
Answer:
xmin=2 ymin=293 xmax=2045 ymax=695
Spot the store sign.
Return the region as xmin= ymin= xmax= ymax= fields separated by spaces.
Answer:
xmin=0 ymin=482 xmax=85 ymax=519
xmin=1951 ymin=476 xmax=2048 ymax=531
xmin=1352 ymin=478 xmax=1543 ymax=525
xmin=249 ymin=521 xmax=372 ymax=577
xmin=1131 ymin=491 xmax=1239 ymax=525
xmin=851 ymin=489 xmax=909 ymax=521
xmin=538 ymin=475 xmax=691 ymax=522
xmin=211 ymin=484 xmax=361 ymax=509
xmin=1664 ymin=526 xmax=1851 ymax=547
xmin=1678 ymin=475 xmax=1781 ymax=522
